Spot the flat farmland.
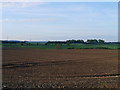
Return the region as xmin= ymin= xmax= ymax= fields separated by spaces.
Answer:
xmin=2 ymin=48 xmax=119 ymax=89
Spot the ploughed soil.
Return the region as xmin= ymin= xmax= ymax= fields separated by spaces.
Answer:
xmin=2 ymin=47 xmax=119 ymax=89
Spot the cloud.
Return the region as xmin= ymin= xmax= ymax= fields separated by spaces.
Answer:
xmin=1 ymin=0 xmax=118 ymax=2
xmin=1 ymin=18 xmax=58 ymax=23
xmin=2 ymin=2 xmax=47 ymax=8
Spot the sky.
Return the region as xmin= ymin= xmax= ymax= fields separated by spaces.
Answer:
xmin=1 ymin=2 xmax=118 ymax=41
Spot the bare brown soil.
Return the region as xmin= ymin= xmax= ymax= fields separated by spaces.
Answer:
xmin=2 ymin=48 xmax=119 ymax=89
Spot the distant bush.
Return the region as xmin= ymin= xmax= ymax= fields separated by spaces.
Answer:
xmin=88 ymin=47 xmax=110 ymax=49
xmin=118 ymin=47 xmax=120 ymax=49
xmin=96 ymin=47 xmax=110 ymax=49
xmin=79 ymin=47 xmax=110 ymax=49
xmin=67 ymin=47 xmax=75 ymax=49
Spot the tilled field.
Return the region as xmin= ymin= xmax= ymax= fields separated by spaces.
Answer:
xmin=2 ymin=48 xmax=119 ymax=89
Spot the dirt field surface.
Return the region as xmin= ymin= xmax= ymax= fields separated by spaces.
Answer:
xmin=2 ymin=47 xmax=119 ymax=89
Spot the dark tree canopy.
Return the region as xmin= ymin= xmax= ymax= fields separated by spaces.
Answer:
xmin=87 ymin=39 xmax=105 ymax=44
xmin=46 ymin=39 xmax=105 ymax=44
xmin=66 ymin=39 xmax=84 ymax=43
xmin=98 ymin=39 xmax=105 ymax=43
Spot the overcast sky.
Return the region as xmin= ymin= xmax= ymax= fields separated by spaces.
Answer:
xmin=1 ymin=2 xmax=118 ymax=41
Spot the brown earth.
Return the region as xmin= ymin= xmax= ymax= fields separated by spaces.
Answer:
xmin=2 ymin=48 xmax=119 ymax=89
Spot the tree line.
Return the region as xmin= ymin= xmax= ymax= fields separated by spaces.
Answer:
xmin=2 ymin=39 xmax=105 ymax=46
xmin=46 ymin=39 xmax=105 ymax=44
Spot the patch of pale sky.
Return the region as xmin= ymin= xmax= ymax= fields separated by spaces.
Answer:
xmin=2 ymin=2 xmax=47 ymax=8
xmin=0 ymin=0 xmax=119 ymax=2
xmin=1 ymin=18 xmax=59 ymax=23
xmin=1 ymin=2 xmax=118 ymax=41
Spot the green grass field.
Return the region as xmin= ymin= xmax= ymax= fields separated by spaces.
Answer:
xmin=1 ymin=43 xmax=120 ymax=49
